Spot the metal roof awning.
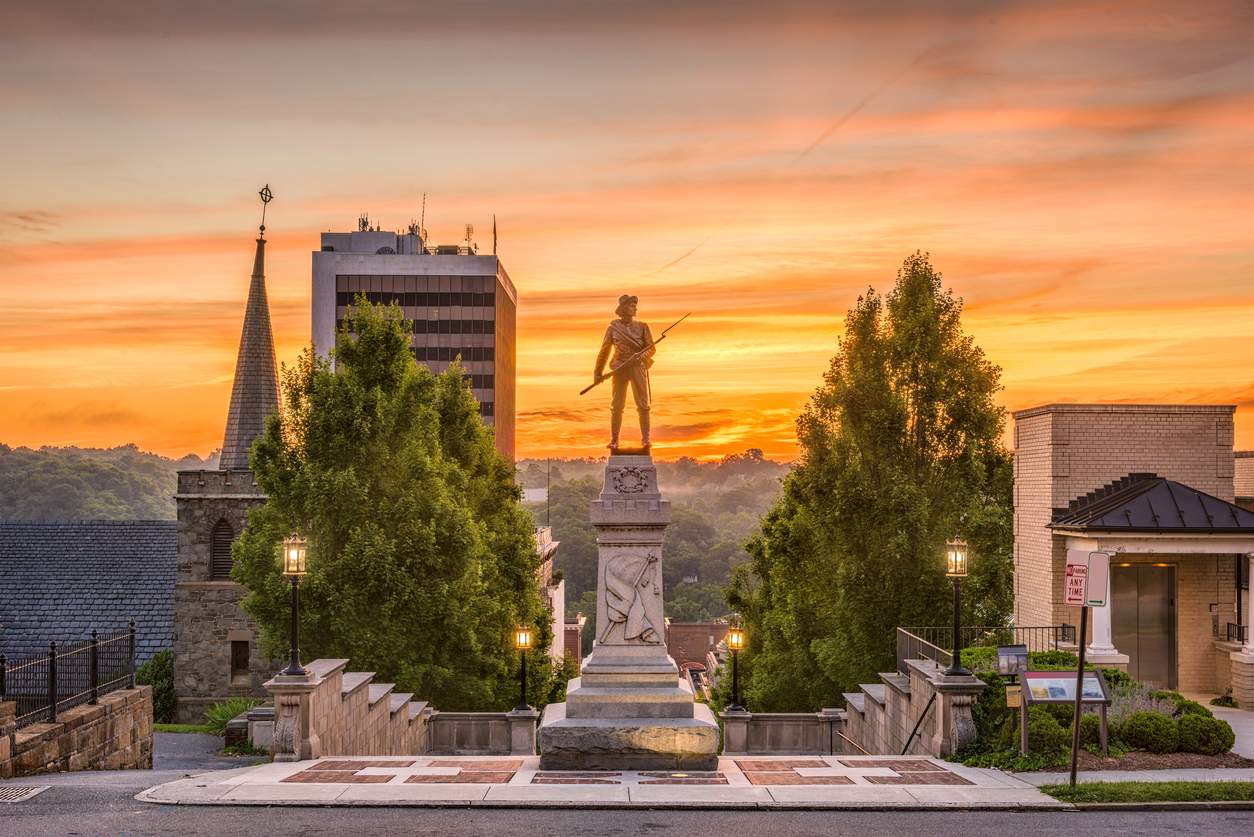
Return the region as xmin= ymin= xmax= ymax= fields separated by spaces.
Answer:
xmin=1049 ymin=473 xmax=1254 ymax=534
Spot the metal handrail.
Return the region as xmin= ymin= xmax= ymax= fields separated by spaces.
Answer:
xmin=896 ymin=625 xmax=1077 ymax=676
xmin=1227 ymin=623 xmax=1249 ymax=643
xmin=0 ymin=622 xmax=137 ymax=729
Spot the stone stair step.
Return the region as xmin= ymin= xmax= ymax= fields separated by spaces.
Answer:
xmin=368 ymin=683 xmax=395 ymax=707
xmin=389 ymin=693 xmax=413 ymax=716
xmin=408 ymin=701 xmax=428 ymax=722
xmin=860 ymin=684 xmax=886 ymax=707
xmin=843 ymin=692 xmax=866 ymax=714
xmin=341 ymin=672 xmax=373 ymax=697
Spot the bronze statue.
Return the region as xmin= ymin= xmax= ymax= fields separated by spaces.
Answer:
xmin=594 ymin=295 xmax=655 ymax=451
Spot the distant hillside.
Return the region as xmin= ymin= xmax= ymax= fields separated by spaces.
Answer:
xmin=0 ymin=444 xmax=219 ymax=521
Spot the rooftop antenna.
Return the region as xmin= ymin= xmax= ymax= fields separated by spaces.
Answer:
xmin=420 ymin=193 xmax=426 ymax=236
xmin=493 ymin=214 xmax=497 ymax=255
xmin=359 ymin=213 xmax=369 ymax=232
xmin=258 ymin=184 xmax=273 ymax=237
xmin=465 ymin=223 xmax=474 ymax=250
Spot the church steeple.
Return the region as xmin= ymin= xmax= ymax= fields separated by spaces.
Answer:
xmin=220 ymin=187 xmax=280 ymax=471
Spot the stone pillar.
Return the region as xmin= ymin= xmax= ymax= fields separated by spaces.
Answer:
xmin=266 ymin=671 xmax=319 ymax=763
xmin=1086 ymin=573 xmax=1130 ymax=670
xmin=537 ymin=455 xmax=720 ymax=769
xmin=506 ymin=708 xmax=539 ymax=756
xmin=720 ymin=709 xmax=750 ymax=755
xmin=910 ymin=660 xmax=986 ymax=758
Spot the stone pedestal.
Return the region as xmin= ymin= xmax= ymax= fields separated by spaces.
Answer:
xmin=538 ymin=455 xmax=720 ymax=769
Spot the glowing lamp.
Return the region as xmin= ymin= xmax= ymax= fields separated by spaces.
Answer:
xmin=945 ymin=539 xmax=968 ymax=578
xmin=282 ymin=536 xmax=307 ymax=577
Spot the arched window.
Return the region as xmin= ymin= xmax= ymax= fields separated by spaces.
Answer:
xmin=210 ymin=519 xmax=236 ymax=581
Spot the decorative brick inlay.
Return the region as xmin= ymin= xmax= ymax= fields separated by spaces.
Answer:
xmin=281 ymin=771 xmax=392 ymax=784
xmin=744 ymin=773 xmax=854 ymax=786
xmin=836 ymin=759 xmax=943 ymax=771
xmin=307 ymin=759 xmax=415 ymax=770
xmin=534 ymin=772 xmax=622 ymax=778
xmin=639 ymin=772 xmax=724 ymax=779
xmin=733 ymin=759 xmax=827 ymax=771
xmin=428 ymin=759 xmax=522 ymax=771
xmin=406 ymin=771 xmax=515 ymax=784
xmin=866 ymin=772 xmax=973 ymax=786
xmin=532 ymin=777 xmax=621 ymax=785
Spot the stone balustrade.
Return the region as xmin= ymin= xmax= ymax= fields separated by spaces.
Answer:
xmin=720 ymin=708 xmax=848 ymax=756
xmin=843 ymin=659 xmax=985 ymax=757
xmin=264 ymin=659 xmax=539 ymax=761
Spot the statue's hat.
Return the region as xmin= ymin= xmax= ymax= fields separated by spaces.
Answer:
xmin=616 ymin=294 xmax=638 ymax=316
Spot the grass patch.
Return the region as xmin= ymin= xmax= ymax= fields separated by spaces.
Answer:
xmin=1040 ymin=780 xmax=1254 ymax=803
xmin=222 ymin=739 xmax=270 ymax=757
xmin=154 ymin=723 xmax=214 ymax=735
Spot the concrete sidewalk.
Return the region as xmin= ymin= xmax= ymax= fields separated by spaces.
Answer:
xmin=136 ymin=755 xmax=1071 ymax=810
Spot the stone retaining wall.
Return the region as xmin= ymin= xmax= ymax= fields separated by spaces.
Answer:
xmin=0 ymin=687 xmax=153 ymax=778
xmin=842 ymin=659 xmax=984 ymax=758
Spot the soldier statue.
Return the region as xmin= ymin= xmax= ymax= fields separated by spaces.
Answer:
xmin=594 ymin=295 xmax=655 ymax=451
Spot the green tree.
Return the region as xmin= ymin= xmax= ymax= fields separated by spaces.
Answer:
xmin=232 ymin=299 xmax=554 ymax=711
xmin=544 ymin=476 xmax=602 ymax=598
xmin=729 ymin=252 xmax=1013 ymax=711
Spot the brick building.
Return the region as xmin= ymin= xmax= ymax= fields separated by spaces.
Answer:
xmin=664 ymin=621 xmax=729 ymax=669
xmin=1012 ymin=403 xmax=1254 ymax=696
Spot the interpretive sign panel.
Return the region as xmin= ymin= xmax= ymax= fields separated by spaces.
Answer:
xmin=997 ymin=645 xmax=1029 ymax=677
xmin=1020 ymin=669 xmax=1111 ymax=705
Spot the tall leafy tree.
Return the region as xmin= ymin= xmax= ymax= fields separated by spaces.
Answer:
xmin=729 ymin=253 xmax=1012 ymax=711
xmin=233 ymin=300 xmax=552 ymax=711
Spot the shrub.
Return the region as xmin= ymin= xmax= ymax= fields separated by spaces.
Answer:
xmin=1176 ymin=699 xmax=1213 ymax=719
xmin=1027 ymin=706 xmax=1069 ymax=751
xmin=1078 ymin=713 xmax=1102 ymax=748
xmin=135 ymin=649 xmax=177 ymax=724
xmin=1177 ymin=715 xmax=1235 ymax=756
xmin=1043 ymin=703 xmax=1076 ymax=728
xmin=1211 ymin=690 xmax=1238 ymax=708
xmin=1030 ymin=650 xmax=1079 ymax=667
xmin=1098 ymin=667 xmax=1132 ymax=689
xmin=1122 ymin=711 xmax=1179 ymax=754
xmin=205 ymin=696 xmax=263 ymax=737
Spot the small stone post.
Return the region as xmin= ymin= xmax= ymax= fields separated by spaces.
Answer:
xmin=506 ymin=708 xmax=540 ymax=756
xmin=265 ymin=670 xmax=319 ymax=763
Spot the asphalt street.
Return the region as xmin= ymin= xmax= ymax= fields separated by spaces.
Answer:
xmin=0 ymin=733 xmax=1251 ymax=836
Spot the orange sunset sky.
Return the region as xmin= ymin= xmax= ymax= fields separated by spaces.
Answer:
xmin=2 ymin=1 xmax=1251 ymax=461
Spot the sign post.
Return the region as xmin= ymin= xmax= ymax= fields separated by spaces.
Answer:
xmin=1064 ymin=550 xmax=1109 ymax=786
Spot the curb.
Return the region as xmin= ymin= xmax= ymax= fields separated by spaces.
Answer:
xmin=135 ymin=794 xmax=1075 ymax=811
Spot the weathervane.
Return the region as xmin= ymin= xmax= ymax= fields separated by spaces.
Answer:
xmin=258 ymin=184 xmax=273 ymax=237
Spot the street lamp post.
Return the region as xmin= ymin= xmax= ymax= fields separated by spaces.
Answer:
xmin=514 ymin=626 xmax=533 ymax=711
xmin=281 ymin=535 xmax=308 ymax=677
xmin=726 ymin=626 xmax=745 ymax=711
xmin=944 ymin=538 xmax=971 ymax=676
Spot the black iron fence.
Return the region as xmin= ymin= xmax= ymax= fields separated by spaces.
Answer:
xmin=1228 ymin=623 xmax=1249 ymax=644
xmin=896 ymin=624 xmax=1076 ymax=676
xmin=0 ymin=622 xmax=136 ymax=729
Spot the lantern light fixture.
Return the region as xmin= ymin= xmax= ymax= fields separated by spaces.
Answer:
xmin=515 ymin=626 xmax=533 ymax=651
xmin=283 ymin=536 xmax=307 ymax=577
xmin=727 ymin=628 xmax=745 ymax=652
xmin=945 ymin=538 xmax=968 ymax=578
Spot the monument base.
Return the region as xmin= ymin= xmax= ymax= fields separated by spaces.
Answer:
xmin=537 ymin=700 xmax=720 ymax=770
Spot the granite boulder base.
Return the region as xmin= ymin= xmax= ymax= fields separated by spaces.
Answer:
xmin=537 ymin=455 xmax=720 ymax=770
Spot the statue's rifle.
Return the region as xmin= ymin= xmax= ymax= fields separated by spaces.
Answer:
xmin=599 ymin=554 xmax=659 ymax=643
xmin=580 ymin=312 xmax=691 ymax=396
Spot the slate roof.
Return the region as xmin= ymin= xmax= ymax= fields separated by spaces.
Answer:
xmin=1049 ymin=474 xmax=1254 ymax=533
xmin=219 ymin=236 xmax=280 ymax=471
xmin=0 ymin=520 xmax=176 ymax=662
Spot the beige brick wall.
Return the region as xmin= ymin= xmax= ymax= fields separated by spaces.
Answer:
xmin=1013 ymin=404 xmax=1236 ymax=628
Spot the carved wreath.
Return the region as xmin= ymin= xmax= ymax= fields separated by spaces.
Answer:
xmin=611 ymin=466 xmax=649 ymax=494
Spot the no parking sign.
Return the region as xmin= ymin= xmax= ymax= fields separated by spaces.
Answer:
xmin=1065 ymin=550 xmax=1109 ymax=607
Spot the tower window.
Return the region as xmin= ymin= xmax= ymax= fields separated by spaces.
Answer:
xmin=211 ymin=519 xmax=235 ymax=580
xmin=231 ymin=640 xmax=250 ymax=683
